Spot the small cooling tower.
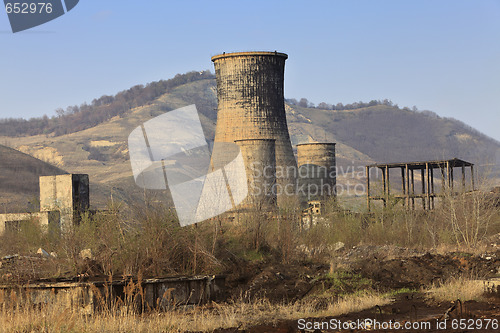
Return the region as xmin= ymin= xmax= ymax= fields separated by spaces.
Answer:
xmin=297 ymin=143 xmax=336 ymax=202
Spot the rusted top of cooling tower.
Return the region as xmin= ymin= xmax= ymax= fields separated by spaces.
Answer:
xmin=211 ymin=51 xmax=288 ymax=62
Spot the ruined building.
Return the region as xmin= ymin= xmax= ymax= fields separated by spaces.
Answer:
xmin=39 ymin=174 xmax=89 ymax=230
xmin=0 ymin=174 xmax=89 ymax=235
xmin=365 ymin=158 xmax=475 ymax=211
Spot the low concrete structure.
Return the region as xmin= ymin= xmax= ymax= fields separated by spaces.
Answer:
xmin=0 ymin=275 xmax=225 ymax=313
xmin=301 ymin=200 xmax=322 ymax=229
xmin=0 ymin=211 xmax=60 ymax=234
xmin=0 ymin=174 xmax=89 ymax=235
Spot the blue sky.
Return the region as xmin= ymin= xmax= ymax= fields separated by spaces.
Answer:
xmin=1 ymin=0 xmax=499 ymax=141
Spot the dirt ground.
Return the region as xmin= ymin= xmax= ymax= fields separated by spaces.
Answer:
xmin=346 ymin=247 xmax=499 ymax=290
xmin=224 ymin=245 xmax=500 ymax=303
xmin=2 ymin=244 xmax=499 ymax=332
xmin=217 ymin=245 xmax=500 ymax=332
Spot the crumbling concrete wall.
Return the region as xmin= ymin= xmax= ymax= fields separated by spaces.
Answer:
xmin=0 ymin=275 xmax=225 ymax=313
xmin=0 ymin=174 xmax=88 ymax=235
xmin=0 ymin=211 xmax=60 ymax=235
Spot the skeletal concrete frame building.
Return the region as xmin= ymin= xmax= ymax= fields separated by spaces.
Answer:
xmin=365 ymin=158 xmax=475 ymax=211
xmin=211 ymin=51 xmax=297 ymax=205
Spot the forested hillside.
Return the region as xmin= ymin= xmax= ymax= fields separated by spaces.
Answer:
xmin=286 ymin=104 xmax=500 ymax=167
xmin=0 ymin=145 xmax=67 ymax=212
xmin=0 ymin=71 xmax=498 ymax=211
xmin=0 ymin=71 xmax=214 ymax=137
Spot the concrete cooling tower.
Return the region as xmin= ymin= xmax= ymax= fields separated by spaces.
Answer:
xmin=297 ymin=143 xmax=336 ymax=202
xmin=211 ymin=51 xmax=297 ymax=206
xmin=235 ymin=139 xmax=277 ymax=209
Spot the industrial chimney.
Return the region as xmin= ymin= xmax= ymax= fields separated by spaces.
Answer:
xmin=211 ymin=51 xmax=297 ymax=206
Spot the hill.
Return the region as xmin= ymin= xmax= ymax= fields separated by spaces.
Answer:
xmin=0 ymin=71 xmax=215 ymax=137
xmin=0 ymin=145 xmax=67 ymax=213
xmin=0 ymin=73 xmax=498 ymax=210
xmin=286 ymin=104 xmax=500 ymax=167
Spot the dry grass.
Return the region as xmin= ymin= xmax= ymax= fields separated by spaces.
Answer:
xmin=426 ymin=276 xmax=487 ymax=303
xmin=0 ymin=291 xmax=391 ymax=333
xmin=1 ymin=178 xmax=497 ymax=331
xmin=301 ymin=181 xmax=500 ymax=255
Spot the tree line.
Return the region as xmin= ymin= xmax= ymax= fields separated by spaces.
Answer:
xmin=285 ymin=97 xmax=419 ymax=111
xmin=0 ymin=71 xmax=214 ymax=137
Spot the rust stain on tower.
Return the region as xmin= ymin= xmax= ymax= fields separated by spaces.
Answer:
xmin=211 ymin=51 xmax=297 ymax=205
